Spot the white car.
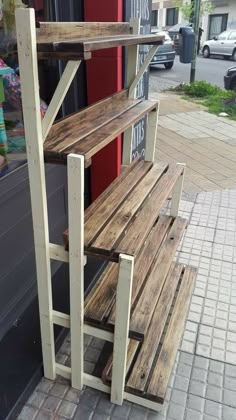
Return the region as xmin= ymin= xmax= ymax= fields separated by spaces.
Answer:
xmin=202 ymin=30 xmax=236 ymax=61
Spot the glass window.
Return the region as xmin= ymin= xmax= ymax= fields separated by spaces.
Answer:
xmin=229 ymin=32 xmax=236 ymax=40
xmin=0 ymin=0 xmax=46 ymax=178
xmin=151 ymin=10 xmax=158 ymax=27
xmin=218 ymin=31 xmax=227 ymax=40
xmin=166 ymin=8 xmax=179 ymax=27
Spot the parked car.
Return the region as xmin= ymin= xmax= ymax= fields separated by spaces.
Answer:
xmin=224 ymin=66 xmax=236 ymax=90
xmin=150 ymin=30 xmax=176 ymax=69
xmin=202 ymin=30 xmax=236 ymax=60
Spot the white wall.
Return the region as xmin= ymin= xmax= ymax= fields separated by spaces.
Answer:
xmin=201 ymin=0 xmax=236 ymax=43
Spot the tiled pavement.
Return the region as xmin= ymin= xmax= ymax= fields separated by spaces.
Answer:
xmin=17 ymin=188 xmax=236 ymax=420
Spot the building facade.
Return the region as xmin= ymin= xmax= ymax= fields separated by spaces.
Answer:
xmin=152 ymin=0 xmax=236 ymax=44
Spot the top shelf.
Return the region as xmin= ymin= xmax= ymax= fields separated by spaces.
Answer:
xmin=36 ymin=21 xmax=164 ymax=60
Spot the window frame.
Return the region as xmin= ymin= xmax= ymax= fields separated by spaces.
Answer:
xmin=166 ymin=7 xmax=179 ymax=27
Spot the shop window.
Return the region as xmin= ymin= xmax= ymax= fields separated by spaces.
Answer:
xmin=0 ymin=0 xmax=45 ymax=178
xmin=166 ymin=8 xmax=179 ymax=27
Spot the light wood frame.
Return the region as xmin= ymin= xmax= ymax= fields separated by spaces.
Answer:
xmin=16 ymin=7 xmax=183 ymax=412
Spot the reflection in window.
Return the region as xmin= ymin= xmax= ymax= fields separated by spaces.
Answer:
xmin=166 ymin=8 xmax=179 ymax=27
xmin=0 ymin=0 xmax=46 ymax=177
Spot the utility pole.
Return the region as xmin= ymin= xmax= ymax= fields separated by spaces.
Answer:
xmin=190 ymin=0 xmax=201 ymax=83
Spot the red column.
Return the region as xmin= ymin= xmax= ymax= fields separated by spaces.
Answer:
xmin=84 ymin=0 xmax=123 ymax=201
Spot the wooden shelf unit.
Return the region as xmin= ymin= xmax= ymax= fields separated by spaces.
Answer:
xmin=15 ymin=7 xmax=196 ymax=412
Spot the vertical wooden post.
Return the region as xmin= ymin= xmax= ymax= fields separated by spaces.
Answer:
xmin=145 ymin=106 xmax=159 ymax=162
xmin=68 ymin=153 xmax=84 ymax=390
xmin=170 ymin=163 xmax=186 ymax=217
xmin=122 ymin=18 xmax=140 ymax=165
xmin=111 ymin=254 xmax=134 ymax=405
xmin=15 ymin=8 xmax=56 ymax=379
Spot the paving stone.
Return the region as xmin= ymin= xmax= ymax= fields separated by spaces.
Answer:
xmin=41 ymin=396 xmax=62 ymax=414
xmin=57 ymin=400 xmax=77 ymax=418
xmin=111 ymin=401 xmax=131 ymax=419
xmin=95 ymin=394 xmax=114 ymax=415
xmin=64 ymin=388 xmax=82 ymax=404
xmin=27 ymin=391 xmax=46 ymax=409
xmin=36 ymin=378 xmax=54 ymax=394
xmin=79 ymin=388 xmax=100 ymax=410
xmin=167 ymin=401 xmax=185 ymax=420
xmin=17 ymin=405 xmax=38 ymax=420
xmin=35 ymin=411 xmax=53 ymax=420
xmin=92 ymin=413 xmax=110 ymax=420
xmin=181 ymin=321 xmax=198 ymax=353
xmin=73 ymin=404 xmax=93 ymax=420
xmin=50 ymin=382 xmax=68 ymax=399
xmin=128 ymin=405 xmax=149 ymax=420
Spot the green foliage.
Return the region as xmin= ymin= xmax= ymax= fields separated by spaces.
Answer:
xmin=182 ymin=81 xmax=221 ymax=97
xmin=173 ymin=0 xmax=213 ymax=21
xmin=205 ymin=95 xmax=236 ymax=120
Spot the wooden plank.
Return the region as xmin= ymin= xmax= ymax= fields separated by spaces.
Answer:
xmin=111 ymin=254 xmax=134 ymax=405
xmin=147 ymin=266 xmax=197 ymax=403
xmin=68 ymin=154 xmax=84 ymax=390
xmin=44 ymin=90 xmax=140 ymax=159
xmin=37 ymin=34 xmax=164 ymax=54
xmin=102 ymin=340 xmax=140 ymax=384
xmin=61 ymin=100 xmax=159 ymax=164
xmin=108 ymin=215 xmax=173 ymax=326
xmin=15 ymin=8 xmax=56 ymax=380
xmin=63 ymin=159 xmax=144 ymax=249
xmin=84 ymin=263 xmax=119 ymax=325
xmin=89 ymin=162 xmax=168 ymax=256
xmin=115 ymin=164 xmax=185 ymax=258
xmin=129 ymin=217 xmax=187 ymax=340
xmin=84 ymin=160 xmax=152 ymax=248
xmin=126 ymin=263 xmax=183 ymax=395
xmin=170 ymin=163 xmax=186 ymax=217
xmin=38 ymin=51 xmax=92 ymax=61
xmin=37 ymin=22 xmax=131 ymax=43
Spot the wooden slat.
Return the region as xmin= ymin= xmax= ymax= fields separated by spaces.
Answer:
xmin=147 ymin=266 xmax=197 ymax=403
xmin=108 ymin=215 xmax=173 ymax=326
xmin=115 ymin=164 xmax=185 ymax=258
xmin=102 ymin=340 xmax=140 ymax=384
xmin=37 ymin=22 xmax=131 ymax=43
xmin=129 ymin=217 xmax=187 ymax=340
xmin=126 ymin=263 xmax=183 ymax=395
xmin=37 ymin=34 xmax=164 ymax=55
xmin=44 ymin=90 xmax=140 ymax=159
xmin=84 ymin=263 xmax=119 ymax=325
xmin=61 ymin=100 xmax=159 ymax=164
xmin=84 ymin=161 xmax=153 ymax=249
xmin=63 ymin=159 xmax=144 ymax=248
xmin=88 ymin=162 xmax=168 ymax=257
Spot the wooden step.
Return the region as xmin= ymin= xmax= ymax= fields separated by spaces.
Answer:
xmin=44 ymin=89 xmax=141 ymax=165
xmin=102 ymin=265 xmax=197 ymax=405
xmin=37 ymin=24 xmax=164 ymax=60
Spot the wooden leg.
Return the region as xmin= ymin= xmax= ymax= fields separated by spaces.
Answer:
xmin=68 ymin=153 xmax=84 ymax=390
xmin=145 ymin=106 xmax=159 ymax=162
xmin=111 ymin=254 xmax=134 ymax=405
xmin=170 ymin=163 xmax=186 ymax=217
xmin=15 ymin=8 xmax=56 ymax=380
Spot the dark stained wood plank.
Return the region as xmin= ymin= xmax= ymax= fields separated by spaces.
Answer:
xmin=84 ymin=263 xmax=119 ymax=325
xmin=147 ymin=266 xmax=197 ymax=403
xmin=63 ymin=159 xmax=143 ymax=249
xmin=84 ymin=161 xmax=153 ymax=249
xmin=102 ymin=340 xmax=140 ymax=385
xmin=44 ymin=89 xmax=140 ymax=158
xmin=88 ymin=162 xmax=168 ymax=256
xmin=108 ymin=215 xmax=173 ymax=326
xmin=60 ymin=101 xmax=159 ymax=163
xmin=37 ymin=34 xmax=164 ymax=55
xmin=37 ymin=22 xmax=131 ymax=43
xmin=129 ymin=217 xmax=187 ymax=340
xmin=37 ymin=51 xmax=92 ymax=61
xmin=126 ymin=263 xmax=183 ymax=395
xmin=115 ymin=164 xmax=185 ymax=258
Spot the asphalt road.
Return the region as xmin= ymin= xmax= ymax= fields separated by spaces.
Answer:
xmin=150 ymin=55 xmax=234 ymax=89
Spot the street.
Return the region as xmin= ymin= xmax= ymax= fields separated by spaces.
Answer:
xmin=150 ymin=55 xmax=234 ymax=90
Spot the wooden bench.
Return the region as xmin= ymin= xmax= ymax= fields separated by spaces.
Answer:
xmin=16 ymin=8 xmax=196 ymax=413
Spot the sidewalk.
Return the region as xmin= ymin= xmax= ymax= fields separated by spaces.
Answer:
xmin=17 ymin=93 xmax=236 ymax=420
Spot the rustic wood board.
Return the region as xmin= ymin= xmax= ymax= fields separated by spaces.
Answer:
xmin=126 ymin=263 xmax=183 ymax=395
xmin=61 ymin=100 xmax=159 ymax=163
xmin=102 ymin=339 xmax=140 ymax=385
xmin=108 ymin=215 xmax=173 ymax=327
xmin=129 ymin=217 xmax=187 ymax=340
xmin=115 ymin=164 xmax=184 ymax=258
xmin=37 ymin=22 xmax=131 ymax=43
xmin=63 ymin=159 xmax=143 ymax=248
xmin=147 ymin=266 xmax=197 ymax=403
xmin=44 ymin=89 xmax=140 ymax=160
xmin=88 ymin=162 xmax=168 ymax=257
xmin=84 ymin=161 xmax=153 ymax=249
xmin=37 ymin=34 xmax=164 ymax=55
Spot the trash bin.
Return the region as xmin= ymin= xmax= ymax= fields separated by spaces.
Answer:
xmin=179 ymin=26 xmax=195 ymax=63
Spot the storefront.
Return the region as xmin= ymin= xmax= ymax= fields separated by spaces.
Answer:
xmin=0 ymin=1 xmax=152 ymax=418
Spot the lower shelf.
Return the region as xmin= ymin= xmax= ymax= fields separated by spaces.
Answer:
xmin=102 ymin=264 xmax=197 ymax=405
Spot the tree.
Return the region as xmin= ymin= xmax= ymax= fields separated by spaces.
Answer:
xmin=173 ymin=0 xmax=213 ymax=22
